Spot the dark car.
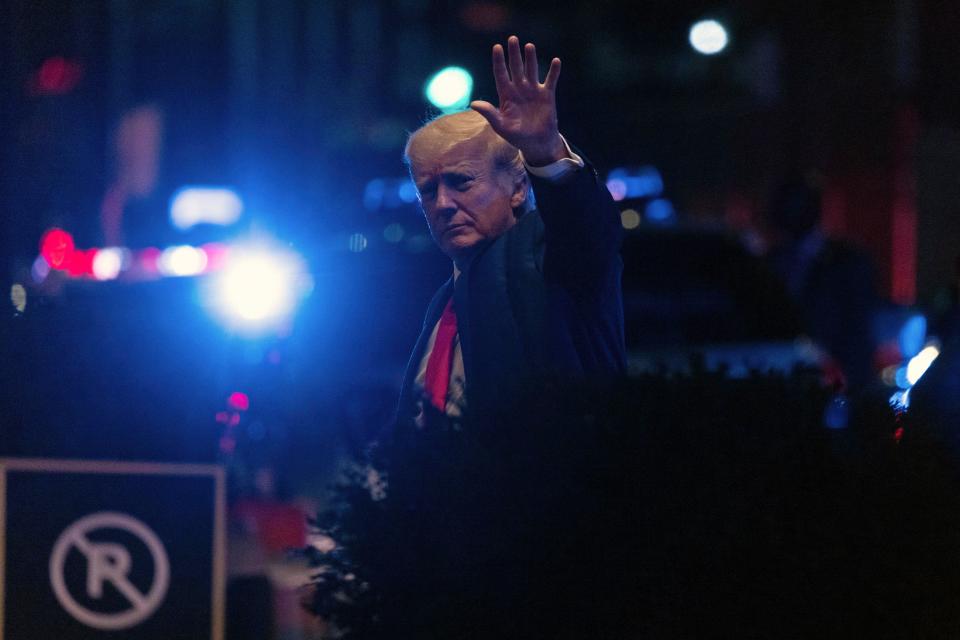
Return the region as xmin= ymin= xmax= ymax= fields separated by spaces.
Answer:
xmin=621 ymin=226 xmax=824 ymax=377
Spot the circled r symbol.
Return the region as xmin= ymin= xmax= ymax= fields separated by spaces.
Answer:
xmin=49 ymin=511 xmax=170 ymax=630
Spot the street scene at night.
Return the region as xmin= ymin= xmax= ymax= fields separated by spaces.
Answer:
xmin=3 ymin=1 xmax=960 ymax=638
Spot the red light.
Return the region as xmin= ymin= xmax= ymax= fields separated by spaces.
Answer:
xmin=40 ymin=228 xmax=75 ymax=269
xmin=31 ymin=57 xmax=84 ymax=96
xmin=228 ymin=392 xmax=250 ymax=411
xmin=894 ymin=427 xmax=905 ymax=442
xmin=65 ymin=248 xmax=96 ymax=277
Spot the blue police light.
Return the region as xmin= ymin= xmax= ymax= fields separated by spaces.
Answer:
xmin=645 ymin=199 xmax=676 ymax=224
xmin=898 ymin=314 xmax=927 ymax=359
xmin=606 ymin=166 xmax=664 ymax=201
xmin=425 ymin=66 xmax=474 ymax=112
xmin=398 ymin=181 xmax=419 ymax=203
xmin=205 ymin=245 xmax=311 ymax=333
xmin=363 ymin=178 xmax=421 ymax=211
xmin=689 ymin=19 xmax=729 ymax=55
xmin=170 ymin=187 xmax=243 ymax=231
xmin=363 ymin=179 xmax=385 ymax=211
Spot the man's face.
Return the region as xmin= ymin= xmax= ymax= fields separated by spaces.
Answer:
xmin=411 ymin=135 xmax=523 ymax=264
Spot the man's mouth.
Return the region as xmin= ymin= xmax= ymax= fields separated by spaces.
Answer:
xmin=444 ymin=223 xmax=471 ymax=235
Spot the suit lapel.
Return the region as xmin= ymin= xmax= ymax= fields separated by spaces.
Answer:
xmin=396 ymin=276 xmax=455 ymax=422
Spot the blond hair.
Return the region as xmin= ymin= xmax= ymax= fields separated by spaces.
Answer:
xmin=404 ymin=110 xmax=533 ymax=213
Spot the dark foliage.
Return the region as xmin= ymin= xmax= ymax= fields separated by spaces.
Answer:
xmin=305 ymin=371 xmax=960 ymax=639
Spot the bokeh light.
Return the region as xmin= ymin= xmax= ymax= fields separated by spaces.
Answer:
xmin=606 ymin=166 xmax=664 ymax=200
xmin=898 ymin=314 xmax=926 ymax=359
xmin=645 ymin=199 xmax=676 ymax=224
xmin=170 ymin=187 xmax=244 ymax=231
xmin=40 ymin=228 xmax=75 ymax=270
xmin=159 ymin=245 xmax=208 ymax=277
xmin=621 ymin=209 xmax=641 ymax=229
xmin=425 ymin=66 xmax=474 ymax=112
xmin=92 ymin=248 xmax=126 ymax=281
xmin=206 ymin=245 xmax=310 ymax=332
xmin=689 ymin=20 xmax=729 ymax=55
xmin=383 ymin=223 xmax=405 ymax=243
xmin=607 ymin=179 xmax=627 ymax=202
xmin=32 ymin=57 xmax=83 ymax=95
xmin=228 ymin=391 xmax=250 ymax=411
xmin=32 ymin=255 xmax=51 ymax=284
xmin=348 ymin=233 xmax=369 ymax=253
xmin=906 ymin=344 xmax=940 ymax=386
xmin=10 ymin=284 xmax=27 ymax=313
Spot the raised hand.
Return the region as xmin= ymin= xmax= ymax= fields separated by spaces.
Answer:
xmin=470 ymin=36 xmax=567 ymax=167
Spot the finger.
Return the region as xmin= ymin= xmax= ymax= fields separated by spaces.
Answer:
xmin=507 ymin=35 xmax=524 ymax=82
xmin=524 ymin=42 xmax=539 ymax=84
xmin=543 ymin=57 xmax=561 ymax=92
xmin=491 ymin=44 xmax=511 ymax=94
xmin=470 ymin=100 xmax=503 ymax=130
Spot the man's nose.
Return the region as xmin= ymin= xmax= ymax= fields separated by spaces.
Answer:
xmin=434 ymin=184 xmax=457 ymax=214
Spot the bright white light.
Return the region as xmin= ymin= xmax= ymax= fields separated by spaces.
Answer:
xmin=170 ymin=187 xmax=243 ymax=231
xmin=906 ymin=345 xmax=940 ymax=385
xmin=425 ymin=67 xmax=474 ymax=112
xmin=689 ymin=20 xmax=729 ymax=55
xmin=92 ymin=247 xmax=125 ymax=281
xmin=159 ymin=245 xmax=208 ymax=277
xmin=209 ymin=247 xmax=308 ymax=329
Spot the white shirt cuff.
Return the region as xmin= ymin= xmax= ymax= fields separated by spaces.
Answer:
xmin=522 ymin=134 xmax=585 ymax=181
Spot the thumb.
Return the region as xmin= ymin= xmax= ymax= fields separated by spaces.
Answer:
xmin=470 ymin=100 xmax=502 ymax=130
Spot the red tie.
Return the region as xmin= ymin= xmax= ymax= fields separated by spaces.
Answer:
xmin=423 ymin=297 xmax=457 ymax=412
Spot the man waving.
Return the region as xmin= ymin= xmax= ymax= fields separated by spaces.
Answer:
xmin=398 ymin=36 xmax=626 ymax=427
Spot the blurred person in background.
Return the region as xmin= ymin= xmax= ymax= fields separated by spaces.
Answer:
xmin=764 ymin=174 xmax=879 ymax=390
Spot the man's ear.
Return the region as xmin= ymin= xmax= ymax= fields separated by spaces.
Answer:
xmin=510 ymin=173 xmax=529 ymax=210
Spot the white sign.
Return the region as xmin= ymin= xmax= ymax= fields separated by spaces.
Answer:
xmin=49 ymin=511 xmax=170 ymax=630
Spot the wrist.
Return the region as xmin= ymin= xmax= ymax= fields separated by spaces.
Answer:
xmin=521 ymin=134 xmax=567 ymax=167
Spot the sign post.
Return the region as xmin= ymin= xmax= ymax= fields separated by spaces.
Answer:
xmin=0 ymin=459 xmax=225 ymax=639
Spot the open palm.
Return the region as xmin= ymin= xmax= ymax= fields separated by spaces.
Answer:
xmin=471 ymin=36 xmax=565 ymax=166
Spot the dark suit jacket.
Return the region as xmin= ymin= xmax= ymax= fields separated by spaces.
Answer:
xmin=396 ymin=157 xmax=626 ymax=425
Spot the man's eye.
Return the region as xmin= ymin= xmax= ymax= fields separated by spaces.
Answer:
xmin=453 ymin=178 xmax=473 ymax=191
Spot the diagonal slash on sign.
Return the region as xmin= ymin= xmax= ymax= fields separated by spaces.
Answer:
xmin=49 ymin=512 xmax=169 ymax=631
